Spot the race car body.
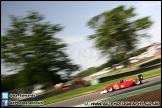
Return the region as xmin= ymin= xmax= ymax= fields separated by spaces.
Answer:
xmin=101 ymin=75 xmax=143 ymax=94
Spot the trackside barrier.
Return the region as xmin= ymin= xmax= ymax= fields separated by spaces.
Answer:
xmin=139 ymin=58 xmax=161 ymax=68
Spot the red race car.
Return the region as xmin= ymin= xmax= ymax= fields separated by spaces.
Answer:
xmin=100 ymin=74 xmax=143 ymax=94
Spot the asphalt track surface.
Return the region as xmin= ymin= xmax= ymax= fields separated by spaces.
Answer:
xmin=42 ymin=76 xmax=161 ymax=107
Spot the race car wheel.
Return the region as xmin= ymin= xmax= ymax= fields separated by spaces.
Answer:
xmin=107 ymin=87 xmax=113 ymax=92
xmin=135 ymin=79 xmax=141 ymax=85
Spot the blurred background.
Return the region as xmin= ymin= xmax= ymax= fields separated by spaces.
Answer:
xmin=1 ymin=1 xmax=161 ymax=101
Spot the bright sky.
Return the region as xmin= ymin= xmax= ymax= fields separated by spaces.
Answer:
xmin=1 ymin=1 xmax=161 ymax=76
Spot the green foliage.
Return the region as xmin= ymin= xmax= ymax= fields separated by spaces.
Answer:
xmin=87 ymin=5 xmax=153 ymax=59
xmin=77 ymin=67 xmax=97 ymax=78
xmin=130 ymin=45 xmax=150 ymax=57
xmin=1 ymin=11 xmax=80 ymax=90
xmin=1 ymin=73 xmax=20 ymax=91
xmin=1 ymin=73 xmax=25 ymax=91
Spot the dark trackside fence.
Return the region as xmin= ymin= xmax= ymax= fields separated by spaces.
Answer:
xmin=139 ymin=58 xmax=161 ymax=68
xmin=99 ymin=63 xmax=161 ymax=83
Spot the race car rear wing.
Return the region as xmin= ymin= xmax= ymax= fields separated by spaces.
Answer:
xmin=138 ymin=74 xmax=143 ymax=81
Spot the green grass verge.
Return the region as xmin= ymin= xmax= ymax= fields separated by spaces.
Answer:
xmin=32 ymin=68 xmax=160 ymax=107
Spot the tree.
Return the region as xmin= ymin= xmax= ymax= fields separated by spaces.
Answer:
xmin=76 ymin=67 xmax=97 ymax=78
xmin=1 ymin=11 xmax=80 ymax=88
xmin=1 ymin=73 xmax=19 ymax=91
xmin=87 ymin=5 xmax=153 ymax=60
xmin=130 ymin=45 xmax=150 ymax=57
